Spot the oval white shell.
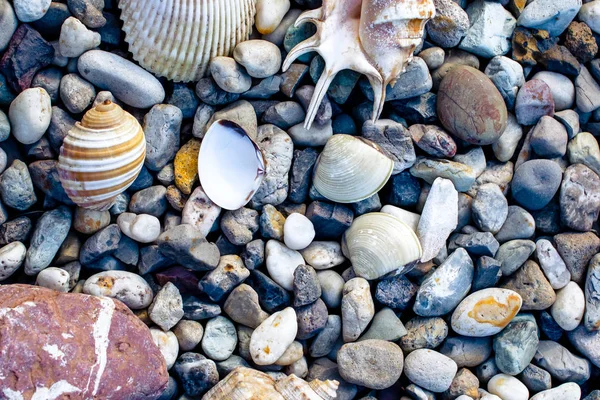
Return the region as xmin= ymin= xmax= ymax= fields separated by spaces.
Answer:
xmin=118 ymin=0 xmax=256 ymax=82
xmin=342 ymin=212 xmax=422 ymax=280
xmin=313 ymin=134 xmax=393 ymax=203
xmin=198 ymin=120 xmax=266 ymax=210
xmin=58 ymin=101 xmax=146 ymax=211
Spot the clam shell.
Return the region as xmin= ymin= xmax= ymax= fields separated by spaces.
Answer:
xmin=313 ymin=135 xmax=393 ymax=203
xmin=118 ymin=0 xmax=256 ymax=82
xmin=308 ymin=379 xmax=339 ymax=400
xmin=274 ymin=374 xmax=328 ymax=400
xmin=198 ymin=120 xmax=266 ymax=210
xmin=202 ymin=367 xmax=284 ymax=400
xmin=342 ymin=212 xmax=422 ymax=280
xmin=58 ymin=101 xmax=146 ymax=211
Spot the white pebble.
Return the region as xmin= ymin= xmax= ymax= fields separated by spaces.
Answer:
xmin=250 ymin=307 xmax=298 ymax=365
xmin=9 ymin=88 xmax=52 ymax=145
xmin=209 ymin=56 xmax=252 ymax=94
xmin=59 ymin=17 xmax=101 ymax=58
xmin=181 ymin=186 xmax=221 ymax=237
xmin=36 ymin=267 xmax=70 ymax=292
xmin=381 ymin=205 xmax=421 ymax=232
xmin=117 ymin=212 xmax=161 ymax=243
xmin=13 ymin=0 xmax=50 ymax=22
xmin=579 ymin=1 xmax=600 ymax=35
xmin=255 ymin=0 xmax=291 ymax=34
xmin=283 ymin=213 xmax=315 ymax=250
xmin=550 ymin=281 xmax=585 ymax=331
xmin=300 ymin=241 xmax=346 ymax=270
xmin=0 ymin=241 xmax=26 ymax=281
xmin=317 ymin=270 xmax=345 ymax=308
xmin=150 ymin=329 xmax=179 ymax=370
xmin=403 ymin=349 xmax=457 ymax=393
xmin=233 ymin=40 xmax=282 ymax=78
xmin=530 ymin=382 xmax=581 ymax=400
xmin=266 ymin=240 xmax=305 ymax=291
xmin=83 ymin=270 xmax=154 ymax=309
xmin=487 ymin=374 xmax=529 ymax=400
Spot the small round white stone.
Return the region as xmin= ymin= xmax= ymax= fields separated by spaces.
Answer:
xmin=0 ymin=241 xmax=26 ymax=281
xmin=59 ymin=17 xmax=101 ymax=58
xmin=13 ymin=0 xmax=50 ymax=22
xmin=579 ymin=1 xmax=600 ymax=35
xmin=117 ymin=212 xmax=161 ymax=243
xmin=250 ymin=307 xmax=298 ymax=365
xmin=283 ymin=213 xmax=315 ymax=250
xmin=550 ymin=281 xmax=585 ymax=331
xmin=150 ymin=329 xmax=179 ymax=370
xmin=403 ymin=349 xmax=457 ymax=393
xmin=487 ymin=374 xmax=529 ymax=400
xmin=255 ymin=0 xmax=291 ymax=34
xmin=36 ymin=267 xmax=70 ymax=292
xmin=83 ymin=270 xmax=154 ymax=309
xmin=265 ymin=240 xmax=305 ymax=291
xmin=529 ymin=382 xmax=581 ymax=400
xmin=9 ymin=88 xmax=52 ymax=145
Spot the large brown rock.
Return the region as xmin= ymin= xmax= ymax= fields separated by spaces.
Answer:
xmin=437 ymin=66 xmax=507 ymax=145
xmin=0 ymin=284 xmax=168 ymax=399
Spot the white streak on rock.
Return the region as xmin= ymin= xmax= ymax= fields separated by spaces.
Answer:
xmin=43 ymin=344 xmax=66 ymax=366
xmin=2 ymin=388 xmax=23 ymax=400
xmin=31 ymin=380 xmax=81 ymax=400
xmin=84 ymin=297 xmax=115 ymax=396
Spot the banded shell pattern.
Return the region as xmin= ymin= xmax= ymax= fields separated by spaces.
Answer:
xmin=342 ymin=212 xmax=423 ymax=280
xmin=57 ymin=101 xmax=146 ymax=211
xmin=118 ymin=0 xmax=257 ymax=82
xmin=313 ymin=135 xmax=394 ymax=203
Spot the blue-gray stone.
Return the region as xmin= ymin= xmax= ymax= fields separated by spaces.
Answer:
xmin=215 ymin=355 xmax=250 ymax=377
xmin=533 ymin=340 xmax=591 ymax=384
xmin=360 ymin=58 xmax=432 ymax=102
xmin=143 ymin=104 xmax=182 ymax=172
xmin=332 ymin=114 xmax=357 ymax=135
xmin=306 ymin=201 xmax=353 ymax=240
xmin=511 ymin=159 xmax=563 ymax=211
xmin=182 ymin=295 xmax=221 ymax=320
xmin=80 ymin=224 xmax=121 ymax=265
xmin=245 ymin=270 xmax=291 ymax=313
xmin=174 ymin=352 xmax=219 ymax=397
xmin=114 ymin=235 xmax=139 ymax=266
xmin=309 ymin=55 xmax=361 ymax=104
xmin=495 ymin=239 xmax=536 ymax=275
xmin=195 ymin=77 xmax=240 ymax=106
xmin=414 ymin=248 xmax=474 ymax=316
xmin=28 ymin=160 xmax=74 ymax=206
xmin=385 ymin=171 xmax=421 ymax=208
xmin=494 ymin=314 xmax=539 ymax=375
xmin=86 ymin=255 xmax=127 ymax=271
xmin=0 ymin=216 xmax=32 ymax=245
xmin=389 ymin=93 xmax=437 ymax=124
xmin=284 ymin=23 xmax=317 ymax=64
xmin=240 ymin=239 xmax=264 ymax=270
xmin=519 ymin=364 xmax=552 ymax=393
xmin=495 ymin=205 xmax=535 ymax=243
xmin=129 ymin=186 xmax=168 ymax=218
xmin=289 ymin=148 xmax=318 ymax=204
xmin=351 ymin=193 xmax=381 ymax=216
xmin=167 ymin=83 xmax=199 ymax=119
xmin=449 ymin=232 xmax=500 ymax=257
xmin=476 ymin=357 xmax=501 ymax=386
xmin=362 ymin=119 xmax=416 ymax=175
xmin=375 ymin=274 xmax=418 ymax=310
xmin=295 ymin=298 xmax=328 ymax=340
xmin=440 ymin=336 xmax=493 ymax=368
xmin=202 ymin=316 xmax=237 ymax=361
xmin=138 ymin=244 xmax=174 ymax=275
xmin=0 ymin=160 xmax=37 ymax=210
xmin=310 ymin=315 xmax=342 ymax=358
xmin=156 ymin=376 xmax=178 ymax=400
xmin=158 ymin=224 xmax=220 ymax=271
xmin=473 ymin=256 xmax=502 ymax=291
xmin=24 ymin=206 xmax=72 ymax=275
xmin=538 ymin=311 xmax=563 ymax=341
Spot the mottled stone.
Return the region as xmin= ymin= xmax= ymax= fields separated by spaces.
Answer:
xmin=400 ymin=317 xmax=448 ymax=352
xmin=554 ymin=231 xmax=600 ymax=283
xmin=533 ymin=340 xmax=591 ymax=384
xmin=560 ymin=163 xmax=600 ymax=231
xmin=25 ymin=206 xmax=72 ymax=275
xmin=494 ymin=314 xmax=539 ymax=375
xmin=515 ymin=79 xmax=555 ymax=126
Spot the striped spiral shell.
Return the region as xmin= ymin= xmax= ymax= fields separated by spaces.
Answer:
xmin=57 ymin=101 xmax=146 ymax=211
xmin=118 ymin=0 xmax=257 ymax=82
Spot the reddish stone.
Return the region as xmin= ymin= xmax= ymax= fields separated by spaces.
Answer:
xmin=0 ymin=284 xmax=168 ymax=399
xmin=0 ymin=25 xmax=55 ymax=93
xmin=515 ymin=79 xmax=555 ymax=126
xmin=565 ymin=22 xmax=598 ymax=64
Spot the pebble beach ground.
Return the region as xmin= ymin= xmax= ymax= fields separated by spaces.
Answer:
xmin=0 ymin=0 xmax=600 ymax=399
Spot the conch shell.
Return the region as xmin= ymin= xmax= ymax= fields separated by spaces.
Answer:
xmin=342 ymin=212 xmax=422 ymax=280
xmin=57 ymin=100 xmax=146 ymax=211
xmin=118 ymin=0 xmax=257 ymax=82
xmin=283 ymin=0 xmax=435 ymax=128
xmin=202 ymin=367 xmax=339 ymax=400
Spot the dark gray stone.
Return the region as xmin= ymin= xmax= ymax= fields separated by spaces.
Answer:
xmin=144 ymin=105 xmax=182 ymax=171
xmin=28 ymin=160 xmax=74 ymax=205
xmin=519 ymin=364 xmax=552 ymax=393
xmin=295 ymin=298 xmax=328 ymax=340
xmin=0 ymin=216 xmax=32 ymax=245
xmin=166 ymin=83 xmax=199 ymax=119
xmin=182 ymin=295 xmax=221 ymax=320
xmin=0 ymin=160 xmax=37 ymax=210
xmin=362 ymin=119 xmax=416 ymax=174
xmin=246 ymin=270 xmax=291 ymax=313
xmin=533 ymin=340 xmax=591 ymax=384
xmin=80 ymin=224 xmax=121 ymax=265
xmin=195 ymin=77 xmax=240 ymax=106
xmin=129 ymin=186 xmax=168 ymax=218
xmin=174 ymin=352 xmax=219 ymax=397
xmin=289 ymin=148 xmax=318 ymax=204
xmin=449 ymin=232 xmax=500 ymax=257
xmin=440 ymin=336 xmax=493 ymax=368
xmin=293 ymin=264 xmax=321 ymax=307
xmin=24 ymin=206 xmax=72 ymax=275
xmin=261 ymin=101 xmax=305 ymax=130
xmin=351 ymin=193 xmax=381 ymax=216
xmin=310 ymin=315 xmax=342 ymax=358
xmin=375 ymin=274 xmax=418 ymax=310
xmin=241 ymin=239 xmax=264 ymax=270
xmin=473 ymin=256 xmax=502 ymax=291
xmin=495 ymin=206 xmax=535 ymax=243
xmin=306 ymin=201 xmax=353 ymax=240
xmin=296 ymin=85 xmax=332 ymax=125
xmin=538 ymin=311 xmax=563 ymax=341
xmin=511 ymin=159 xmax=563 ymax=211
xmin=158 ymin=224 xmax=220 ymax=271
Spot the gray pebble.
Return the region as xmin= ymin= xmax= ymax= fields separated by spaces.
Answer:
xmin=495 ymin=206 xmax=535 ymax=243
xmin=511 ymin=160 xmax=563 ymax=211
xmin=79 ymin=223 xmax=120 ymax=265
xmin=129 ymin=186 xmax=168 ymax=218
xmin=183 ymin=295 xmax=221 ymax=321
xmin=295 ymin=85 xmax=332 ymax=126
xmin=149 ymin=282 xmax=184 ymax=331
xmin=427 ymin=0 xmax=469 ymax=47
xmin=288 ymin=120 xmax=333 ymax=147
xmin=485 ymin=56 xmax=525 ymax=110
xmin=341 ymin=278 xmax=375 ymax=342
xmin=560 ymin=163 xmax=600 ymax=232
xmin=404 ymin=349 xmax=458 ymax=393
xmin=459 ymin=0 xmax=516 ymax=58
xmin=223 ymin=284 xmax=269 ymax=329
xmin=0 ymin=216 xmax=29 ymax=246
xmin=288 ymin=148 xmax=318 ymax=204
xmin=554 ymin=109 xmax=580 ymax=139
xmin=59 ymin=73 xmax=95 ymax=114
xmin=310 ymin=315 xmax=341 ymax=358
xmin=409 ymin=124 xmax=457 ymax=158
xmin=195 ymin=77 xmax=240 ymax=106
xmin=209 ymin=57 xmax=252 ymax=94
xmin=400 ymin=317 xmax=448 ymax=352
xmin=472 ymin=183 xmax=508 ymax=234
xmin=575 ymin=67 xmax=600 ymax=113
xmin=533 ymin=340 xmax=591 ymax=384
xmin=0 ymin=0 xmax=18 ymax=51
xmin=496 ymin=239 xmax=536 ymax=275
xmin=201 ymin=316 xmax=237 ymax=361
xmin=262 ymin=101 xmax=306 ymax=130
xmin=359 ymin=307 xmax=407 ymax=342
xmin=174 ymin=320 xmax=203 ymax=352
xmin=295 ymin=298 xmax=328 ymax=340
xmin=241 ymin=239 xmax=264 ymax=270
xmin=567 ymin=325 xmax=600 ymax=369
xmin=530 ymin=116 xmax=568 ymax=158
xmin=536 ymin=239 xmax=571 ymax=289
xmin=143 ymin=105 xmax=182 ymax=171
xmin=375 ymin=274 xmax=418 ymax=310
xmin=493 ymin=114 xmax=523 ymax=162
xmin=198 ymin=255 xmax=250 ymax=302
xmin=192 ymin=103 xmax=215 ymax=138
xmin=419 ymin=47 xmax=445 ymax=70
xmin=293 ymin=264 xmax=321 ymax=307
xmin=67 ymin=0 xmax=104 ymax=28
xmin=221 ymin=207 xmax=259 ymax=246
xmin=233 ymin=40 xmax=281 ymax=79
xmin=585 ymin=254 xmax=600 ymax=330
xmin=32 ymin=67 xmax=63 ymax=104
xmin=450 ymin=232 xmax=500 ymax=257
xmin=174 ymin=352 xmax=218 ymax=397
xmin=0 ymin=160 xmax=37 ymax=210
xmin=242 ymin=75 xmax=282 ymax=100
xmin=158 ymin=224 xmax=220 ymax=271
xmin=440 ymin=336 xmax=493 ymax=368
xmin=532 ymin=71 xmax=575 ymax=111
xmin=410 ymin=158 xmax=476 ymax=193
xmin=554 ymin=231 xmax=600 ymax=283
xmin=166 ymin=83 xmax=199 ymax=120
xmin=24 ymin=206 xmax=71 ymax=275
xmin=493 ymin=314 xmax=539 ymax=375
xmin=476 ymin=357 xmax=501 ymax=386
xmin=362 ymin=119 xmax=416 ymax=174
xmin=473 ymin=256 xmax=502 ymax=291
xmin=519 ymin=363 xmax=552 ymax=393
xmin=317 ymin=270 xmax=345 ymax=309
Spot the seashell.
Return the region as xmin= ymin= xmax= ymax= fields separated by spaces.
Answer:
xmin=202 ymin=367 xmax=284 ymax=400
xmin=274 ymin=374 xmax=337 ymax=400
xmin=198 ymin=120 xmax=266 ymax=210
xmin=57 ymin=100 xmax=146 ymax=211
xmin=118 ymin=0 xmax=257 ymax=82
xmin=308 ymin=379 xmax=339 ymax=400
xmin=312 ymin=135 xmax=393 ymax=203
xmin=342 ymin=212 xmax=423 ymax=280
xmin=283 ymin=0 xmax=435 ymax=128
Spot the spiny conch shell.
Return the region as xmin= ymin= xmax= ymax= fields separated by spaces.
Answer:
xmin=274 ymin=374 xmax=338 ymax=400
xmin=202 ymin=367 xmax=285 ymax=400
xmin=198 ymin=120 xmax=266 ymax=210
xmin=57 ymin=100 xmax=146 ymax=211
xmin=283 ymin=0 xmax=435 ymax=129
xmin=342 ymin=212 xmax=423 ymax=280
xmin=312 ymin=134 xmax=393 ymax=203
xmin=118 ymin=0 xmax=257 ymax=82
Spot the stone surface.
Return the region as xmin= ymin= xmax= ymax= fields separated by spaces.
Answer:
xmin=223 ymin=283 xmax=269 ymax=329
xmin=518 ymin=0 xmax=581 ymax=36
xmin=485 ymin=57 xmax=525 ymax=110
xmin=533 ymin=340 xmax=591 ymax=383
xmin=440 ymin=336 xmax=493 ymax=368
xmin=341 ymin=278 xmax=375 ymax=342
xmin=427 ymin=0 xmax=469 ymax=48
xmin=515 ymin=79 xmax=555 ymax=126
xmin=265 ymin=240 xmax=304 ymax=291
xmin=550 ymin=281 xmax=585 ymax=331
xmin=144 ymin=104 xmax=182 ymax=172
xmin=502 ymin=260 xmax=555 ymax=310
xmin=536 ymin=239 xmax=571 ymax=289
xmin=560 ymin=163 xmax=600 ymax=231
xmin=362 ymin=119 xmax=416 ymax=174
xmin=250 ymin=307 xmax=297 ymax=365
xmin=399 ymin=317 xmax=448 ymax=351
xmin=488 ymin=373 xmax=529 ymax=400
xmin=157 ymin=224 xmax=220 ymax=271
xmin=494 ymin=314 xmax=539 ymax=375
xmin=404 ymin=349 xmax=458 ymax=393
xmin=554 ymin=231 xmax=600 ymax=283
xmin=24 ymin=206 xmax=71 ymax=275
xmin=511 ymin=160 xmax=562 ymax=211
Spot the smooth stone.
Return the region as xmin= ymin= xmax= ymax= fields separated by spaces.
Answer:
xmin=201 ymin=316 xmax=237 ymax=361
xmin=250 ymin=307 xmax=297 ymax=365
xmin=360 ymin=58 xmax=432 ymax=102
xmin=476 ymin=358 xmax=501 ymax=386
xmin=493 ymin=314 xmax=539 ymax=375
xmin=233 ymin=40 xmax=281 ymax=78
xmin=288 ymin=120 xmax=333 ymax=147
xmin=579 ymin=1 xmax=600 ymax=34
xmin=220 ymin=207 xmax=259 ymax=246
xmin=536 ymin=239 xmax=571 ymax=289
xmin=283 ymin=213 xmax=315 ymax=250
xmin=166 ymin=83 xmax=198 ymax=119
xmin=300 ymin=241 xmax=345 ymax=270
xmin=275 ymin=341 xmax=303 ymax=366
xmin=25 ymin=207 xmax=71 ymax=275
xmin=495 ymin=206 xmax=535 ymax=243
xmin=451 ymin=288 xmax=522 ymax=337
xmin=554 ymin=109 xmax=580 ymax=139
xmin=58 ymin=16 xmax=100 ymax=57
xmin=550 ymin=281 xmax=585 ymax=331
xmin=560 ymin=163 xmax=600 ymax=231
xmin=399 ymin=317 xmax=448 ymax=352
xmin=209 ymin=56 xmax=252 ymax=94
xmin=246 ymin=270 xmax=291 ymax=313
xmin=444 ymin=368 xmax=480 ymax=400
xmin=410 ymin=158 xmax=476 ymax=192
xmin=554 ymin=231 xmax=600 ymax=283
xmin=173 ymin=320 xmax=203 ymax=352
xmin=359 ymin=307 xmax=407 ymax=342
xmin=472 ymin=184 xmax=508 ymax=234
xmin=9 ymin=87 xmax=52 ymax=145
xmin=182 ymin=295 xmax=221 ymax=321
xmin=530 ymin=116 xmax=569 ymax=158
xmin=305 ymin=201 xmax=354 ymax=240
xmin=485 ymin=57 xmax=525 ymax=110
xmin=386 ymin=170 xmax=422 ymax=208
xmin=361 ymin=119 xmax=416 ymax=174
xmin=223 ymin=284 xmax=269 ymax=328
xmin=0 ymin=241 xmax=26 ymax=281
xmin=488 ymin=374 xmax=529 ymax=400
xmin=450 ymin=232 xmax=500 ymax=257
xmin=515 ymin=80 xmax=555 ymax=126
xmin=83 ymin=270 xmax=153 ymax=309
xmin=0 ymin=0 xmax=18 ymax=52
xmin=310 ymin=315 xmax=341 ymax=358
xmin=519 ymin=363 xmax=552 ymax=393
xmin=567 ymin=325 xmax=600 ymax=368
xmin=533 ymin=340 xmax=591 ymax=383
xmin=426 ymin=0 xmax=469 ymax=48
xmin=117 ymin=213 xmax=160 ymax=244
xmin=496 ymin=240 xmax=536 ymax=276
xmin=409 ymin=124 xmax=457 ymax=159
xmin=265 ymin=240 xmax=305 ymax=291
xmin=0 ymin=160 xmax=37 ymax=211
xmin=260 ymin=204 xmax=285 ymax=241
xmin=517 ymin=0 xmax=581 ymax=36
xmin=511 ymin=160 xmax=562 ymax=211
xmin=173 ymin=352 xmax=218 ymax=397
xmin=143 ymin=105 xmax=182 ymax=171
xmin=585 ymin=254 xmax=600 ymax=330
xmin=473 ymin=256 xmax=502 ymax=291
xmin=255 ymin=0 xmax=290 ymax=35
xmin=317 ymin=270 xmax=344 ymax=309
xmin=493 ymin=114 xmax=523 ymax=162
xmin=262 ymin=101 xmax=305 ymax=130
xmin=295 ymin=297 xmax=328 ymax=340
xmin=241 ymin=239 xmax=265 ymax=270
xmin=148 ymin=282 xmax=184 ymax=331
xmin=341 ymin=278 xmax=375 ymax=342
xmin=419 ymin=47 xmax=445 ymax=70
xmin=530 ymin=383 xmax=581 ymax=400
xmin=532 ymin=71 xmax=575 ymax=111
xmin=150 ymin=328 xmax=178 ymax=371
xmin=181 ymin=186 xmax=221 ymax=238
xmin=440 ymin=336 xmax=493 ymax=368
xmin=404 ymin=349 xmax=458 ymax=393
xmin=157 ymin=224 xmax=220 ymax=271
xmin=568 ymin=131 xmax=600 ymax=178
xmin=36 ymin=266 xmax=70 ymax=292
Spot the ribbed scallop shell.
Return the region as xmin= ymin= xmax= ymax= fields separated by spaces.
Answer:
xmin=119 ymin=0 xmax=256 ymax=82
xmin=57 ymin=101 xmax=146 ymax=211
xmin=313 ymin=135 xmax=394 ymax=203
xmin=342 ymin=212 xmax=423 ymax=280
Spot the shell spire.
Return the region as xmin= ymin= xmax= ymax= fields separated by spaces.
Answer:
xmin=283 ymin=0 xmax=435 ymax=129
xmin=57 ymin=100 xmax=146 ymax=211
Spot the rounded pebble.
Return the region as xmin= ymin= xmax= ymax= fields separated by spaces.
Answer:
xmin=404 ymin=349 xmax=458 ymax=393
xmin=83 ymin=270 xmax=154 ymax=309
xmin=487 ymin=374 xmax=529 ymax=400
xmin=117 ymin=213 xmax=161 ymax=243
xmin=35 ymin=266 xmax=70 ymax=292
xmin=13 ymin=0 xmax=50 ymax=22
xmin=550 ymin=281 xmax=585 ymax=331
xmin=283 ymin=213 xmax=315 ymax=250
xmin=233 ymin=40 xmax=282 ymax=78
xmin=8 ymin=88 xmax=52 ymax=145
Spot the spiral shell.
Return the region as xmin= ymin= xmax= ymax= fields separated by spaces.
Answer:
xmin=313 ymin=135 xmax=393 ymax=203
xmin=57 ymin=101 xmax=146 ymax=211
xmin=342 ymin=212 xmax=423 ymax=280
xmin=118 ymin=0 xmax=256 ymax=82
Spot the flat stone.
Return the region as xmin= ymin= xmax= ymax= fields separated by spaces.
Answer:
xmin=410 ymin=158 xmax=476 ymax=192
xmin=409 ymin=124 xmax=457 ymax=158
xmin=496 ymin=239 xmax=536 ymax=276
xmin=533 ymin=340 xmax=591 ymax=384
xmin=568 ymin=325 xmax=600 ymax=368
xmin=362 ymin=119 xmax=416 ymax=174
xmin=518 ymin=0 xmax=582 ymax=36
xmin=157 ymin=224 xmax=220 ymax=271
xmin=440 ymin=336 xmax=493 ymax=368
xmin=360 ymin=58 xmax=432 ymax=102
xmin=250 ymin=307 xmax=297 ymax=366
xmin=560 ymin=163 xmax=600 ymax=231
xmin=143 ymin=104 xmax=182 ymax=172
xmin=536 ymin=239 xmax=571 ymax=289
xmin=201 ymin=316 xmax=237 ymax=361
xmin=488 ymin=374 xmax=529 ymax=400
xmin=221 ymin=207 xmax=259 ymax=246
xmin=295 ymin=297 xmax=328 ymax=340
xmin=338 ymin=340 xmax=404 ymax=390
xmin=495 ymin=206 xmax=535 ymax=243
xmin=427 ymin=0 xmax=469 ymax=48
xmin=519 ymin=363 xmax=552 ymax=393
xmin=485 ymin=56 xmax=525 ymax=110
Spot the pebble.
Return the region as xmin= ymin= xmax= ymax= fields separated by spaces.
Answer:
xmin=417 ymin=177 xmax=458 ymax=262
xmin=58 ymin=16 xmax=100 ymax=57
xmin=575 ymin=67 xmax=600 ymax=113
xmin=487 ymin=374 xmax=529 ymax=400
xmin=13 ymin=0 xmax=50 ymax=22
xmin=502 ymin=259 xmax=556 ymax=311
xmin=495 ymin=206 xmax=535 ymax=243
xmin=35 ymin=266 xmax=70 ymax=292
xmin=584 ymin=255 xmax=600 ymax=330
xmin=450 ymin=232 xmax=500 ymax=257
xmin=223 ymin=284 xmax=269 ymax=328
xmin=568 ymin=132 xmax=600 ymax=178
xmin=534 ymin=340 xmax=591 ymax=383
xmin=283 ymin=213 xmax=314 ymax=250
xmin=493 ymin=314 xmax=539 ymax=375
xmin=292 ymin=264 xmax=321 ymax=307
xmin=309 ymin=315 xmax=341 ymax=358
xmin=532 ymin=71 xmax=575 ymax=111
xmin=173 ymin=320 xmax=203 ymax=352
xmin=361 ymin=119 xmax=416 ymax=174
xmin=561 ymin=163 xmax=600 ymax=231
xmin=174 ymin=352 xmax=218 ymax=397
xmin=341 ymin=278 xmax=375 ymax=342
xmin=67 ymin=0 xmax=105 ymax=28
xmin=157 ymin=224 xmax=220 ymax=271
xmin=148 ymin=282 xmax=184 ymax=331
xmin=459 ymin=0 xmax=516 ymax=58
xmin=426 ymin=0 xmax=469 ymax=48
xmin=72 ymin=208 xmax=109 ymax=234
xmin=317 ymin=270 xmax=344 ymax=309
xmin=399 ymin=317 xmax=448 ymax=351
xmin=83 ymin=270 xmax=153 ymax=309
xmin=359 ymin=307 xmax=407 ymax=342
xmin=536 ymin=239 xmax=571 ymax=289
xmin=568 ymin=325 xmax=600 ymax=368
xmin=485 ymin=56 xmax=525 ymax=110
xmin=246 ymin=270 xmax=291 ymax=313
xmin=361 ymin=58 xmax=432 ymax=102
xmin=295 ymin=297 xmax=328 ymax=339
xmin=201 ymin=316 xmax=237 ymax=361
xmin=496 ymin=240 xmax=536 ymax=276
xmin=182 ymin=295 xmax=221 ymax=321
xmin=233 ymin=40 xmax=281 ymax=78
xmin=515 ymin=79 xmax=555 ymax=126
xmin=519 ymin=363 xmax=552 ymax=393
xmin=554 ymin=109 xmax=580 ymax=139
xmin=262 ymin=101 xmax=306 ymax=130
xmin=250 ymin=307 xmax=297 ymax=365
xmin=414 ymin=248 xmax=473 ymax=316
xmin=472 ymin=183 xmax=508 ymax=234
xmin=143 ymin=104 xmax=182 ymax=172
xmin=579 ymin=1 xmax=600 ymax=34
xmin=409 ymin=124 xmax=457 ymax=159
xmin=440 ymin=336 xmax=493 ymax=368
xmin=265 ymin=240 xmax=305 ymax=291
xmin=117 ymin=213 xmax=161 ymax=244
xmin=298 ymin=241 xmax=344 ymax=271
xmin=0 ymin=241 xmax=26 ymax=281
xmin=200 ymin=255 xmax=250 ymax=302
xmin=208 ymin=99 xmax=257 ymax=140
xmin=24 ymin=206 xmax=71 ymax=275
xmin=0 ymin=160 xmax=37 ymax=211
xmin=241 ymin=239 xmax=265 ymax=270
xmin=181 ymin=186 xmax=221 ymax=237
xmin=446 ymin=368 xmax=480 ymax=400
xmin=255 ymin=0 xmax=290 ymax=34
xmin=209 ymin=56 xmax=252 ymax=94
xmin=8 ymin=87 xmax=52 ymax=145
xmin=554 ymin=231 xmax=600 ymax=283
xmin=404 ymin=349 xmax=458 ymax=393
xmin=262 ymin=8 xmax=301 ymax=46
xmin=0 ymin=111 xmax=9 ymax=143
xmin=0 ymin=0 xmax=18 ymax=52
xmin=511 ymin=160 xmax=562 ymax=211
xmin=337 ymin=340 xmax=404 ymax=390
xmin=550 ymin=281 xmax=585 ymax=331
xmin=151 ymin=329 xmax=179 ymax=370
xmin=274 ymin=341 xmax=303 ymax=366
xmin=531 ymin=383 xmax=581 ymax=400
xmin=410 ymin=158 xmax=476 ymax=193
xmin=517 ymin=0 xmax=581 ymax=36
xmin=220 ymin=207 xmax=259 ymax=246
xmin=174 ymin=138 xmax=201 ymax=195
xmin=78 ymin=50 xmax=165 ymax=108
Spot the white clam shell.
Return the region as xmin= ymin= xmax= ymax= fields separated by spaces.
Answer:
xmin=313 ymin=134 xmax=393 ymax=203
xmin=342 ymin=212 xmax=422 ymax=280
xmin=198 ymin=120 xmax=265 ymax=210
xmin=57 ymin=101 xmax=146 ymax=211
xmin=118 ymin=0 xmax=256 ymax=82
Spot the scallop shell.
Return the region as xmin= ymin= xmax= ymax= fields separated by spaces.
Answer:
xmin=308 ymin=379 xmax=339 ymax=400
xmin=342 ymin=212 xmax=423 ymax=280
xmin=312 ymin=135 xmax=393 ymax=203
xmin=118 ymin=0 xmax=257 ymax=82
xmin=198 ymin=120 xmax=265 ymax=210
xmin=57 ymin=100 xmax=146 ymax=211
xmin=202 ymin=367 xmax=284 ymax=400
